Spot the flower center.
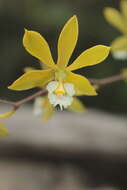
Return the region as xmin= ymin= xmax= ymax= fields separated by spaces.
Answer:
xmin=54 ymin=81 xmax=65 ymax=95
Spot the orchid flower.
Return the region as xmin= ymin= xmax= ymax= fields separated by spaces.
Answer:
xmin=9 ymin=16 xmax=110 ymax=110
xmin=104 ymin=0 xmax=127 ymax=60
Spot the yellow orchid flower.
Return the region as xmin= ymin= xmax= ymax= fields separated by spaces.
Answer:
xmin=104 ymin=0 xmax=127 ymax=60
xmin=9 ymin=15 xmax=110 ymax=110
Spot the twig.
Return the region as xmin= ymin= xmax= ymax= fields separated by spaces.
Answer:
xmin=90 ymin=74 xmax=124 ymax=88
xmin=15 ymin=89 xmax=47 ymax=108
xmin=0 ymin=89 xmax=47 ymax=110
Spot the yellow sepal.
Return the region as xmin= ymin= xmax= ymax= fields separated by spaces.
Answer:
xmin=111 ymin=35 xmax=127 ymax=51
xmin=8 ymin=69 xmax=54 ymax=91
xmin=120 ymin=0 xmax=127 ymax=20
xmin=42 ymin=97 xmax=54 ymax=121
xmin=103 ymin=7 xmax=127 ymax=34
xmin=0 ymin=109 xmax=16 ymax=118
xmin=57 ymin=15 xmax=78 ymax=68
xmin=0 ymin=124 xmax=9 ymax=136
xmin=68 ymin=97 xmax=86 ymax=112
xmin=66 ymin=71 xmax=97 ymax=96
xmin=67 ymin=45 xmax=110 ymax=71
xmin=35 ymin=96 xmax=54 ymax=121
xmin=23 ymin=29 xmax=56 ymax=69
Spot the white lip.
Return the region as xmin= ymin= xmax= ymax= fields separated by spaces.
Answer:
xmin=46 ymin=81 xmax=75 ymax=109
xmin=48 ymin=93 xmax=73 ymax=110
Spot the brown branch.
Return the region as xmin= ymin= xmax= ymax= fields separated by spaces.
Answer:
xmin=0 ymin=73 xmax=125 ymax=117
xmin=0 ymin=89 xmax=47 ymax=110
xmin=90 ymin=74 xmax=125 ymax=88
xmin=15 ymin=89 xmax=47 ymax=108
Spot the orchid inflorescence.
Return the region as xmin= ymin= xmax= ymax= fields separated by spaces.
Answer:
xmin=0 ymin=0 xmax=127 ymax=135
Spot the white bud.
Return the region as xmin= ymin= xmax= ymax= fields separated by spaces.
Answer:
xmin=112 ymin=50 xmax=127 ymax=60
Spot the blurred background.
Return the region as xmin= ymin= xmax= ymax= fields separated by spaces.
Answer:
xmin=0 ymin=0 xmax=126 ymax=114
xmin=0 ymin=0 xmax=127 ymax=190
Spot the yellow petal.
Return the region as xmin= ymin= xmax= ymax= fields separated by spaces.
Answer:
xmin=111 ymin=35 xmax=127 ymax=51
xmin=57 ymin=15 xmax=78 ymax=68
xmin=24 ymin=67 xmax=34 ymax=73
xmin=120 ymin=0 xmax=127 ymax=20
xmin=0 ymin=124 xmax=9 ymax=136
xmin=43 ymin=97 xmax=54 ymax=121
xmin=0 ymin=109 xmax=16 ymax=118
xmin=23 ymin=29 xmax=56 ymax=69
xmin=8 ymin=69 xmax=54 ymax=91
xmin=67 ymin=45 xmax=110 ymax=71
xmin=65 ymin=71 xmax=97 ymax=96
xmin=68 ymin=97 xmax=86 ymax=112
xmin=103 ymin=7 xmax=127 ymax=34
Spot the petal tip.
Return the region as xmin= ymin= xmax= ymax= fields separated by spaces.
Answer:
xmin=8 ymin=84 xmax=18 ymax=91
xmin=72 ymin=15 xmax=77 ymax=19
xmin=94 ymin=91 xmax=98 ymax=96
xmin=23 ymin=29 xmax=32 ymax=38
xmin=91 ymin=89 xmax=98 ymax=96
xmin=103 ymin=7 xmax=110 ymax=12
xmin=105 ymin=45 xmax=111 ymax=51
xmin=91 ymin=86 xmax=98 ymax=96
xmin=103 ymin=7 xmax=120 ymax=20
xmin=106 ymin=45 xmax=111 ymax=49
xmin=23 ymin=29 xmax=29 ymax=45
xmin=8 ymin=85 xmax=21 ymax=91
xmin=8 ymin=85 xmax=13 ymax=90
xmin=97 ymin=45 xmax=111 ymax=52
xmin=103 ymin=7 xmax=113 ymax=13
xmin=103 ymin=7 xmax=114 ymax=18
xmin=70 ymin=15 xmax=78 ymax=23
xmin=24 ymin=28 xmax=29 ymax=34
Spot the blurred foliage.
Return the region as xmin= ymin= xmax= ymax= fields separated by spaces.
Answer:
xmin=0 ymin=0 xmax=127 ymax=113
